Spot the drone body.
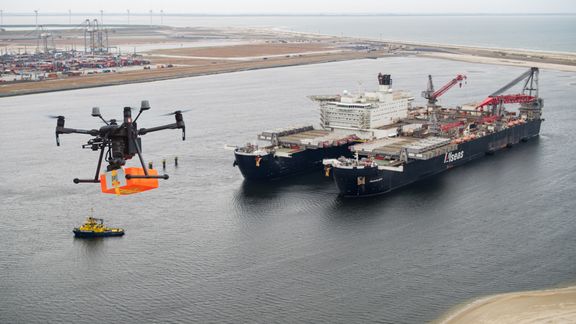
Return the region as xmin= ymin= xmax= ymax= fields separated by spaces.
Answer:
xmin=53 ymin=100 xmax=186 ymax=194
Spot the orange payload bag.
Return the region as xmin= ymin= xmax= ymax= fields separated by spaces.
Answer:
xmin=100 ymin=167 xmax=159 ymax=195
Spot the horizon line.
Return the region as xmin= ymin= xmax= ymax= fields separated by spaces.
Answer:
xmin=1 ymin=12 xmax=575 ymax=16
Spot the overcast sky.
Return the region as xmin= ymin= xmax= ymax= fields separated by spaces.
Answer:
xmin=2 ymin=0 xmax=576 ymax=14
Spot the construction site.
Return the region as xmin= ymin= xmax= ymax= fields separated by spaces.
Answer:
xmin=0 ymin=20 xmax=397 ymax=96
xmin=0 ymin=20 xmax=151 ymax=82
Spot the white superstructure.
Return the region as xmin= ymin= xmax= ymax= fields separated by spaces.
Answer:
xmin=315 ymin=74 xmax=413 ymax=130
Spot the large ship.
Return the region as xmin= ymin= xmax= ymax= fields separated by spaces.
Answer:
xmin=323 ymin=67 xmax=543 ymax=197
xmin=233 ymin=73 xmax=414 ymax=180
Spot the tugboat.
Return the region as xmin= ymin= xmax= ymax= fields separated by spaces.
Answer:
xmin=73 ymin=217 xmax=125 ymax=238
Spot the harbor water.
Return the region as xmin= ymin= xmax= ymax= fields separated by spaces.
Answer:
xmin=1 ymin=57 xmax=576 ymax=323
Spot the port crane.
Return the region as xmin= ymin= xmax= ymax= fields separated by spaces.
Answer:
xmin=421 ymin=74 xmax=467 ymax=133
xmin=476 ymin=67 xmax=540 ymax=115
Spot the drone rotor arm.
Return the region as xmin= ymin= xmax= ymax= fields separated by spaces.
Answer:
xmin=57 ymin=127 xmax=99 ymax=135
xmin=52 ymin=114 xmax=100 ymax=146
xmin=137 ymin=123 xmax=176 ymax=135
xmin=55 ymin=127 xmax=100 ymax=146
xmin=138 ymin=122 xmax=185 ymax=140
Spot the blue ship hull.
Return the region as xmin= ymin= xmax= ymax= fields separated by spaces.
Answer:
xmin=332 ymin=119 xmax=542 ymax=197
xmin=234 ymin=145 xmax=353 ymax=181
xmin=73 ymin=229 xmax=125 ymax=238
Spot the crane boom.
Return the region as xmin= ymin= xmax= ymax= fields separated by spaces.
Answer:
xmin=422 ymin=74 xmax=467 ymax=106
xmin=477 ymin=94 xmax=536 ymax=108
xmin=490 ymin=67 xmax=538 ymax=97
xmin=477 ymin=67 xmax=539 ymax=109
xmin=432 ymin=74 xmax=466 ymax=99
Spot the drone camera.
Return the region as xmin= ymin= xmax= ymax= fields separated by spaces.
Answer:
xmin=83 ymin=138 xmax=104 ymax=151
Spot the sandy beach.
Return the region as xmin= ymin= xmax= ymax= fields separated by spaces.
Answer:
xmin=420 ymin=52 xmax=576 ymax=73
xmin=436 ymin=286 xmax=576 ymax=323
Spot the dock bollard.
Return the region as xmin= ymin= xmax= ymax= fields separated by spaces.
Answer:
xmin=174 ymin=156 xmax=178 ymax=167
xmin=148 ymin=162 xmax=153 ymax=169
xmin=162 ymin=159 xmax=166 ymax=170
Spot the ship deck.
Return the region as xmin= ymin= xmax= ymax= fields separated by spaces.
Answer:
xmin=258 ymin=125 xmax=358 ymax=149
xmin=278 ymin=129 xmax=357 ymax=147
xmin=351 ymin=136 xmax=456 ymax=160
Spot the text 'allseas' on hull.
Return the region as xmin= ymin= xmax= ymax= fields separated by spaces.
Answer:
xmin=327 ymin=119 xmax=542 ymax=197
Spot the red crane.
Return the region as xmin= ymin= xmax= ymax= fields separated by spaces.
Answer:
xmin=422 ymin=74 xmax=467 ymax=107
xmin=476 ymin=67 xmax=539 ymax=110
xmin=477 ymin=94 xmax=536 ymax=108
xmin=421 ymin=74 xmax=467 ymax=134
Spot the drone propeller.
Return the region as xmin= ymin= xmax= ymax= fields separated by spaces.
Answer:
xmin=161 ymin=109 xmax=191 ymax=116
xmin=48 ymin=115 xmax=65 ymax=119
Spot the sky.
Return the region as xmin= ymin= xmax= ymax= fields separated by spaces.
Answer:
xmin=1 ymin=0 xmax=575 ymax=14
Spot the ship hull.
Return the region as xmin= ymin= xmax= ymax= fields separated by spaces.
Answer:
xmin=235 ymin=145 xmax=353 ymax=181
xmin=332 ymin=120 xmax=542 ymax=197
xmin=73 ymin=229 xmax=125 ymax=238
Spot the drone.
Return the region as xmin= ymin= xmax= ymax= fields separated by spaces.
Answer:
xmin=52 ymin=100 xmax=186 ymax=185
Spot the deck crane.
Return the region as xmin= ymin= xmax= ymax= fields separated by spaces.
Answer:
xmin=422 ymin=74 xmax=467 ymax=107
xmin=476 ymin=67 xmax=540 ymax=117
xmin=421 ymin=74 xmax=467 ymax=133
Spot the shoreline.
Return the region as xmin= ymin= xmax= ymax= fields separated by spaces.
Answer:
xmin=0 ymin=51 xmax=390 ymax=97
xmin=418 ymin=52 xmax=576 ymax=72
xmin=269 ymin=26 xmax=576 ymax=56
xmin=436 ymin=285 xmax=576 ymax=323
xmin=1 ymin=26 xmax=575 ymax=97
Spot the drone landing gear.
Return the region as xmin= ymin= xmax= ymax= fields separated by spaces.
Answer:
xmin=126 ymin=174 xmax=169 ymax=180
xmin=74 ymin=146 xmax=106 ymax=184
xmin=72 ymin=138 xmax=170 ymax=184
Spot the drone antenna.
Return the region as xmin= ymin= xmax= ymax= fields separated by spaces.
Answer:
xmin=133 ymin=100 xmax=151 ymax=123
xmin=92 ymin=107 xmax=109 ymax=125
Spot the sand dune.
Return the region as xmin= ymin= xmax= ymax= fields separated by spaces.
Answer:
xmin=437 ymin=286 xmax=576 ymax=324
